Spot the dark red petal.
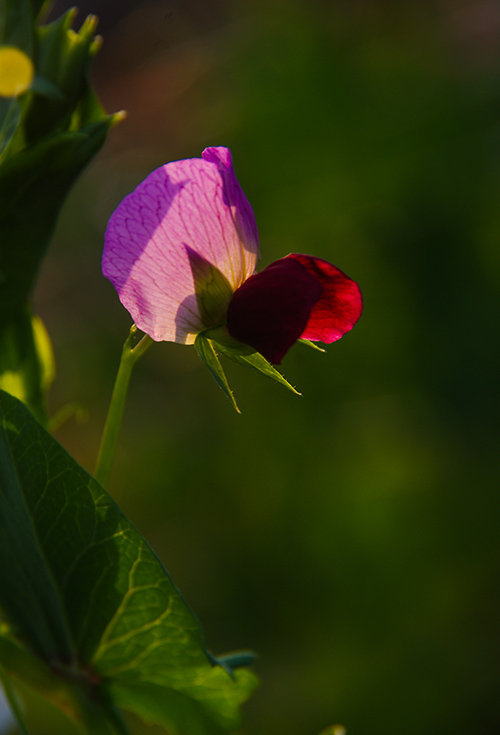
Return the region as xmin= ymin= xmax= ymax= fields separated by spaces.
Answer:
xmin=227 ymin=257 xmax=322 ymax=364
xmin=287 ymin=254 xmax=363 ymax=343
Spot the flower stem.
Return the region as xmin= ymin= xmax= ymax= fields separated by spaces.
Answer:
xmin=95 ymin=326 xmax=152 ymax=487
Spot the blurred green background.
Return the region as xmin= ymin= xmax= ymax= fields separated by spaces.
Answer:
xmin=24 ymin=0 xmax=500 ymax=733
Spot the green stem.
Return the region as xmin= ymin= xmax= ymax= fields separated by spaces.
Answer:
xmin=94 ymin=326 xmax=152 ymax=487
xmin=0 ymin=666 xmax=29 ymax=735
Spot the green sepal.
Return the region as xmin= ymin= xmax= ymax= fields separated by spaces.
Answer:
xmin=195 ymin=333 xmax=241 ymax=414
xmin=187 ymin=249 xmax=234 ymax=328
xmin=299 ymin=338 xmax=326 ymax=352
xmin=205 ymin=327 xmax=302 ymax=396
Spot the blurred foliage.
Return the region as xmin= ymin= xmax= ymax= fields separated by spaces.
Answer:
xmin=26 ymin=0 xmax=500 ymax=734
xmin=0 ymin=0 xmax=118 ymax=423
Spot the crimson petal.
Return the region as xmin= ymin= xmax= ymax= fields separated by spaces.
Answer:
xmin=227 ymin=257 xmax=322 ymax=364
xmin=287 ymin=254 xmax=363 ymax=343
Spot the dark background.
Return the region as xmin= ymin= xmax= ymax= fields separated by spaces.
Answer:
xmin=25 ymin=0 xmax=500 ymax=733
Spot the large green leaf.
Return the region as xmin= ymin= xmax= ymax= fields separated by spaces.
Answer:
xmin=0 ymin=390 xmax=257 ymax=733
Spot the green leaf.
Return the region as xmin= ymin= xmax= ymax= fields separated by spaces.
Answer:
xmin=195 ymin=334 xmax=241 ymax=414
xmin=0 ymin=390 xmax=257 ymax=732
xmin=205 ymin=327 xmax=302 ymax=396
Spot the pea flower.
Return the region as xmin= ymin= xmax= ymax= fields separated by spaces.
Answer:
xmin=102 ymin=147 xmax=362 ymax=404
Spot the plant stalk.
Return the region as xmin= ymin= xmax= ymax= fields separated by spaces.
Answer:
xmin=94 ymin=326 xmax=152 ymax=487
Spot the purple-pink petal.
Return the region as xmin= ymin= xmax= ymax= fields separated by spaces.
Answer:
xmin=102 ymin=147 xmax=259 ymax=344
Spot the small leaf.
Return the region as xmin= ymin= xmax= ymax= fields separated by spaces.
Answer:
xmin=195 ymin=334 xmax=241 ymax=413
xmin=0 ymin=390 xmax=257 ymax=732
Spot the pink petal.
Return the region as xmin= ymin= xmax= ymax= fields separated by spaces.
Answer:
xmin=227 ymin=257 xmax=322 ymax=364
xmin=287 ymin=254 xmax=363 ymax=342
xmin=102 ymin=147 xmax=259 ymax=343
xmin=202 ymin=147 xmax=258 ymax=257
